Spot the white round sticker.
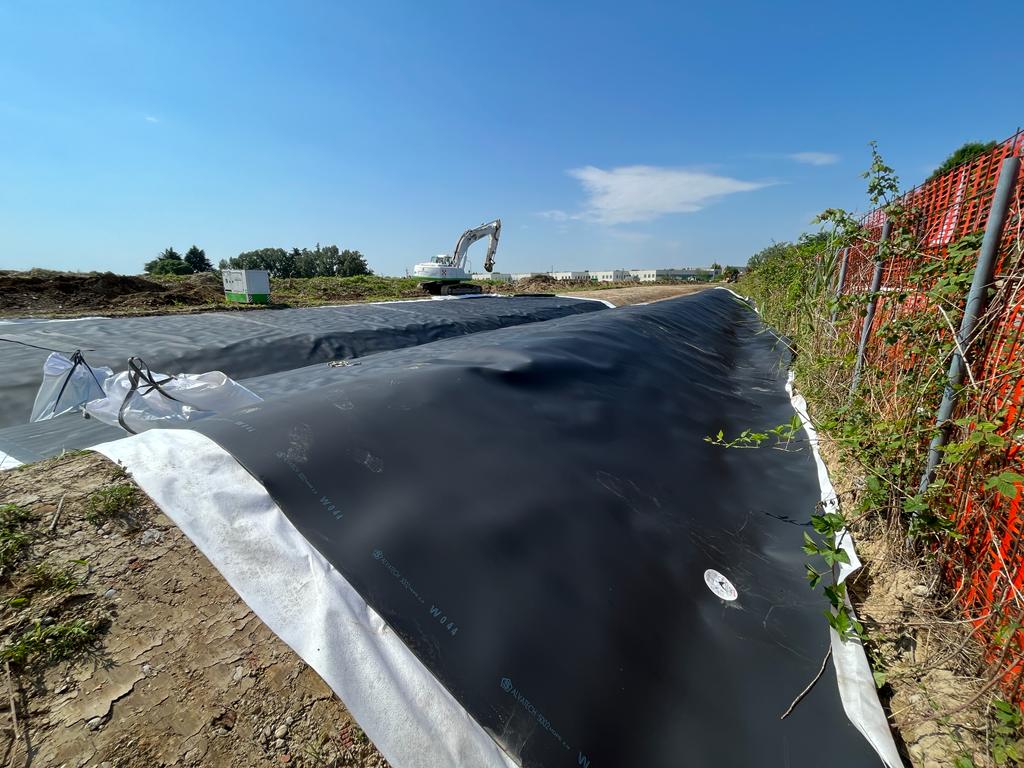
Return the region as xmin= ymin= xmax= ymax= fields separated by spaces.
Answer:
xmin=704 ymin=569 xmax=738 ymax=601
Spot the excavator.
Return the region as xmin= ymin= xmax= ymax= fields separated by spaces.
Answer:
xmin=411 ymin=219 xmax=501 ymax=295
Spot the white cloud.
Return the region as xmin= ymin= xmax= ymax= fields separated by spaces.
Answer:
xmin=144 ymin=115 xmax=159 ymax=123
xmin=788 ymin=151 xmax=839 ymax=166
xmin=536 ymin=209 xmax=573 ymax=222
xmin=564 ymin=165 xmax=771 ymax=225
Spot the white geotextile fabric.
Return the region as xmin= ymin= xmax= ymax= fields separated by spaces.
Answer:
xmin=94 ymin=429 xmax=517 ymax=768
xmin=786 ymin=373 xmax=903 ymax=768
xmin=556 ymin=294 xmax=616 ymax=308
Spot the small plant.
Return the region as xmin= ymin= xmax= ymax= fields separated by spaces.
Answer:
xmin=803 ymin=510 xmax=863 ymax=640
xmin=85 ymin=483 xmax=136 ymax=524
xmin=27 ymin=561 xmax=79 ymax=592
xmin=704 ymin=416 xmax=803 ymax=450
xmin=1 ymin=618 xmax=100 ymax=669
xmin=351 ymin=724 xmax=368 ymax=744
xmin=0 ymin=503 xmax=34 ymax=576
xmin=990 ymin=698 xmax=1024 ymax=766
xmin=4 ymin=562 xmax=79 ymax=611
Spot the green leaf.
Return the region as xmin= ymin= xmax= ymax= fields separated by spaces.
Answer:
xmin=805 ymin=567 xmax=822 ymax=589
xmin=822 ymin=547 xmax=851 ymax=567
xmin=872 ymin=670 xmax=887 ymax=689
xmin=802 ymin=532 xmax=818 ymax=556
xmin=985 ymin=472 xmax=1024 ymax=499
xmin=994 ymin=699 xmax=1015 ymax=715
xmin=824 ymin=583 xmax=847 ymax=608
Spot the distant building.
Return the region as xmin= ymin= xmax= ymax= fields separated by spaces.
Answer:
xmin=628 ymin=269 xmax=659 ymax=282
xmin=628 ymin=268 xmax=714 ymax=282
xmin=475 ymin=267 xmax=714 ymax=283
xmin=590 ymin=270 xmax=632 ymax=282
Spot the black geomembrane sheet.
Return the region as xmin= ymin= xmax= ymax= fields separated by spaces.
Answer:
xmin=193 ymin=290 xmax=881 ymax=767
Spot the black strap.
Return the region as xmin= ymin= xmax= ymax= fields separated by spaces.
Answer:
xmin=116 ymin=357 xmax=208 ymax=434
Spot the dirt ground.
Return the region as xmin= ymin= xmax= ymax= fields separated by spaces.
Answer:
xmin=0 ymin=453 xmax=388 ymax=768
xmin=559 ymin=283 xmax=707 ymax=305
xmin=0 ymin=272 xmax=225 ymax=317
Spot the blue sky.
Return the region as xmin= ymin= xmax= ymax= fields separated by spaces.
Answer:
xmin=1 ymin=1 xmax=1020 ymax=276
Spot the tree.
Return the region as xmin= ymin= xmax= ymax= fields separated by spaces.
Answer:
xmin=184 ymin=245 xmax=212 ymax=273
xmin=928 ymin=140 xmax=997 ymax=181
xmin=144 ymin=247 xmax=194 ymax=276
xmin=220 ymin=248 xmax=291 ymax=277
xmin=747 ymin=242 xmax=792 ymax=271
xmin=220 ymin=245 xmax=372 ymax=278
xmin=336 ymin=249 xmax=371 ymax=277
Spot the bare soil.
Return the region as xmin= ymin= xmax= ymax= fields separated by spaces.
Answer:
xmin=0 ymin=453 xmax=388 ymax=768
xmin=559 ymin=283 xmax=707 ymax=306
xmin=0 ymin=271 xmax=224 ymax=317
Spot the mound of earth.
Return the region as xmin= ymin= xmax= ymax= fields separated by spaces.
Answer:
xmin=0 ymin=272 xmax=223 ymax=316
xmin=510 ymin=274 xmax=560 ymax=292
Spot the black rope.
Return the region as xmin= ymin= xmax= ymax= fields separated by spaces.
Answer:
xmin=0 ymin=337 xmax=94 ymax=354
xmin=47 ymin=350 xmax=106 ymax=419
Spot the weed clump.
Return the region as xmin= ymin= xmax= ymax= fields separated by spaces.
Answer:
xmin=0 ymin=503 xmax=34 ymax=576
xmin=28 ymin=561 xmax=78 ymax=592
xmin=1 ymin=618 xmax=100 ymax=669
xmin=85 ymin=484 xmax=136 ymax=524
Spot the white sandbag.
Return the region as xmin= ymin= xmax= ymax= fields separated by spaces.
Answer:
xmin=30 ymin=351 xmax=113 ymax=422
xmin=84 ymin=357 xmax=262 ymax=434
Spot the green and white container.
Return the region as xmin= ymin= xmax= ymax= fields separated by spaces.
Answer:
xmin=222 ymin=269 xmax=270 ymax=305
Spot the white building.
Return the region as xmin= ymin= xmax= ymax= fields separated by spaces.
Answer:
xmin=590 ymin=270 xmax=632 ymax=282
xmin=511 ymin=272 xmax=545 ymax=281
xmin=628 ymin=268 xmax=714 ymax=282
xmin=549 ymin=271 xmax=590 ymax=281
xmin=628 ymin=269 xmax=659 ymax=282
xmin=471 ymin=272 xmax=514 ymax=282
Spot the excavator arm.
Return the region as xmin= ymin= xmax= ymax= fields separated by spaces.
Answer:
xmin=451 ymin=219 xmax=501 ymax=273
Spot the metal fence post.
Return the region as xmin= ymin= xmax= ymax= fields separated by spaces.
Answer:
xmin=831 ymin=247 xmax=850 ymax=323
xmin=850 ymin=220 xmax=892 ymax=394
xmin=919 ymin=156 xmax=1021 ymax=492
